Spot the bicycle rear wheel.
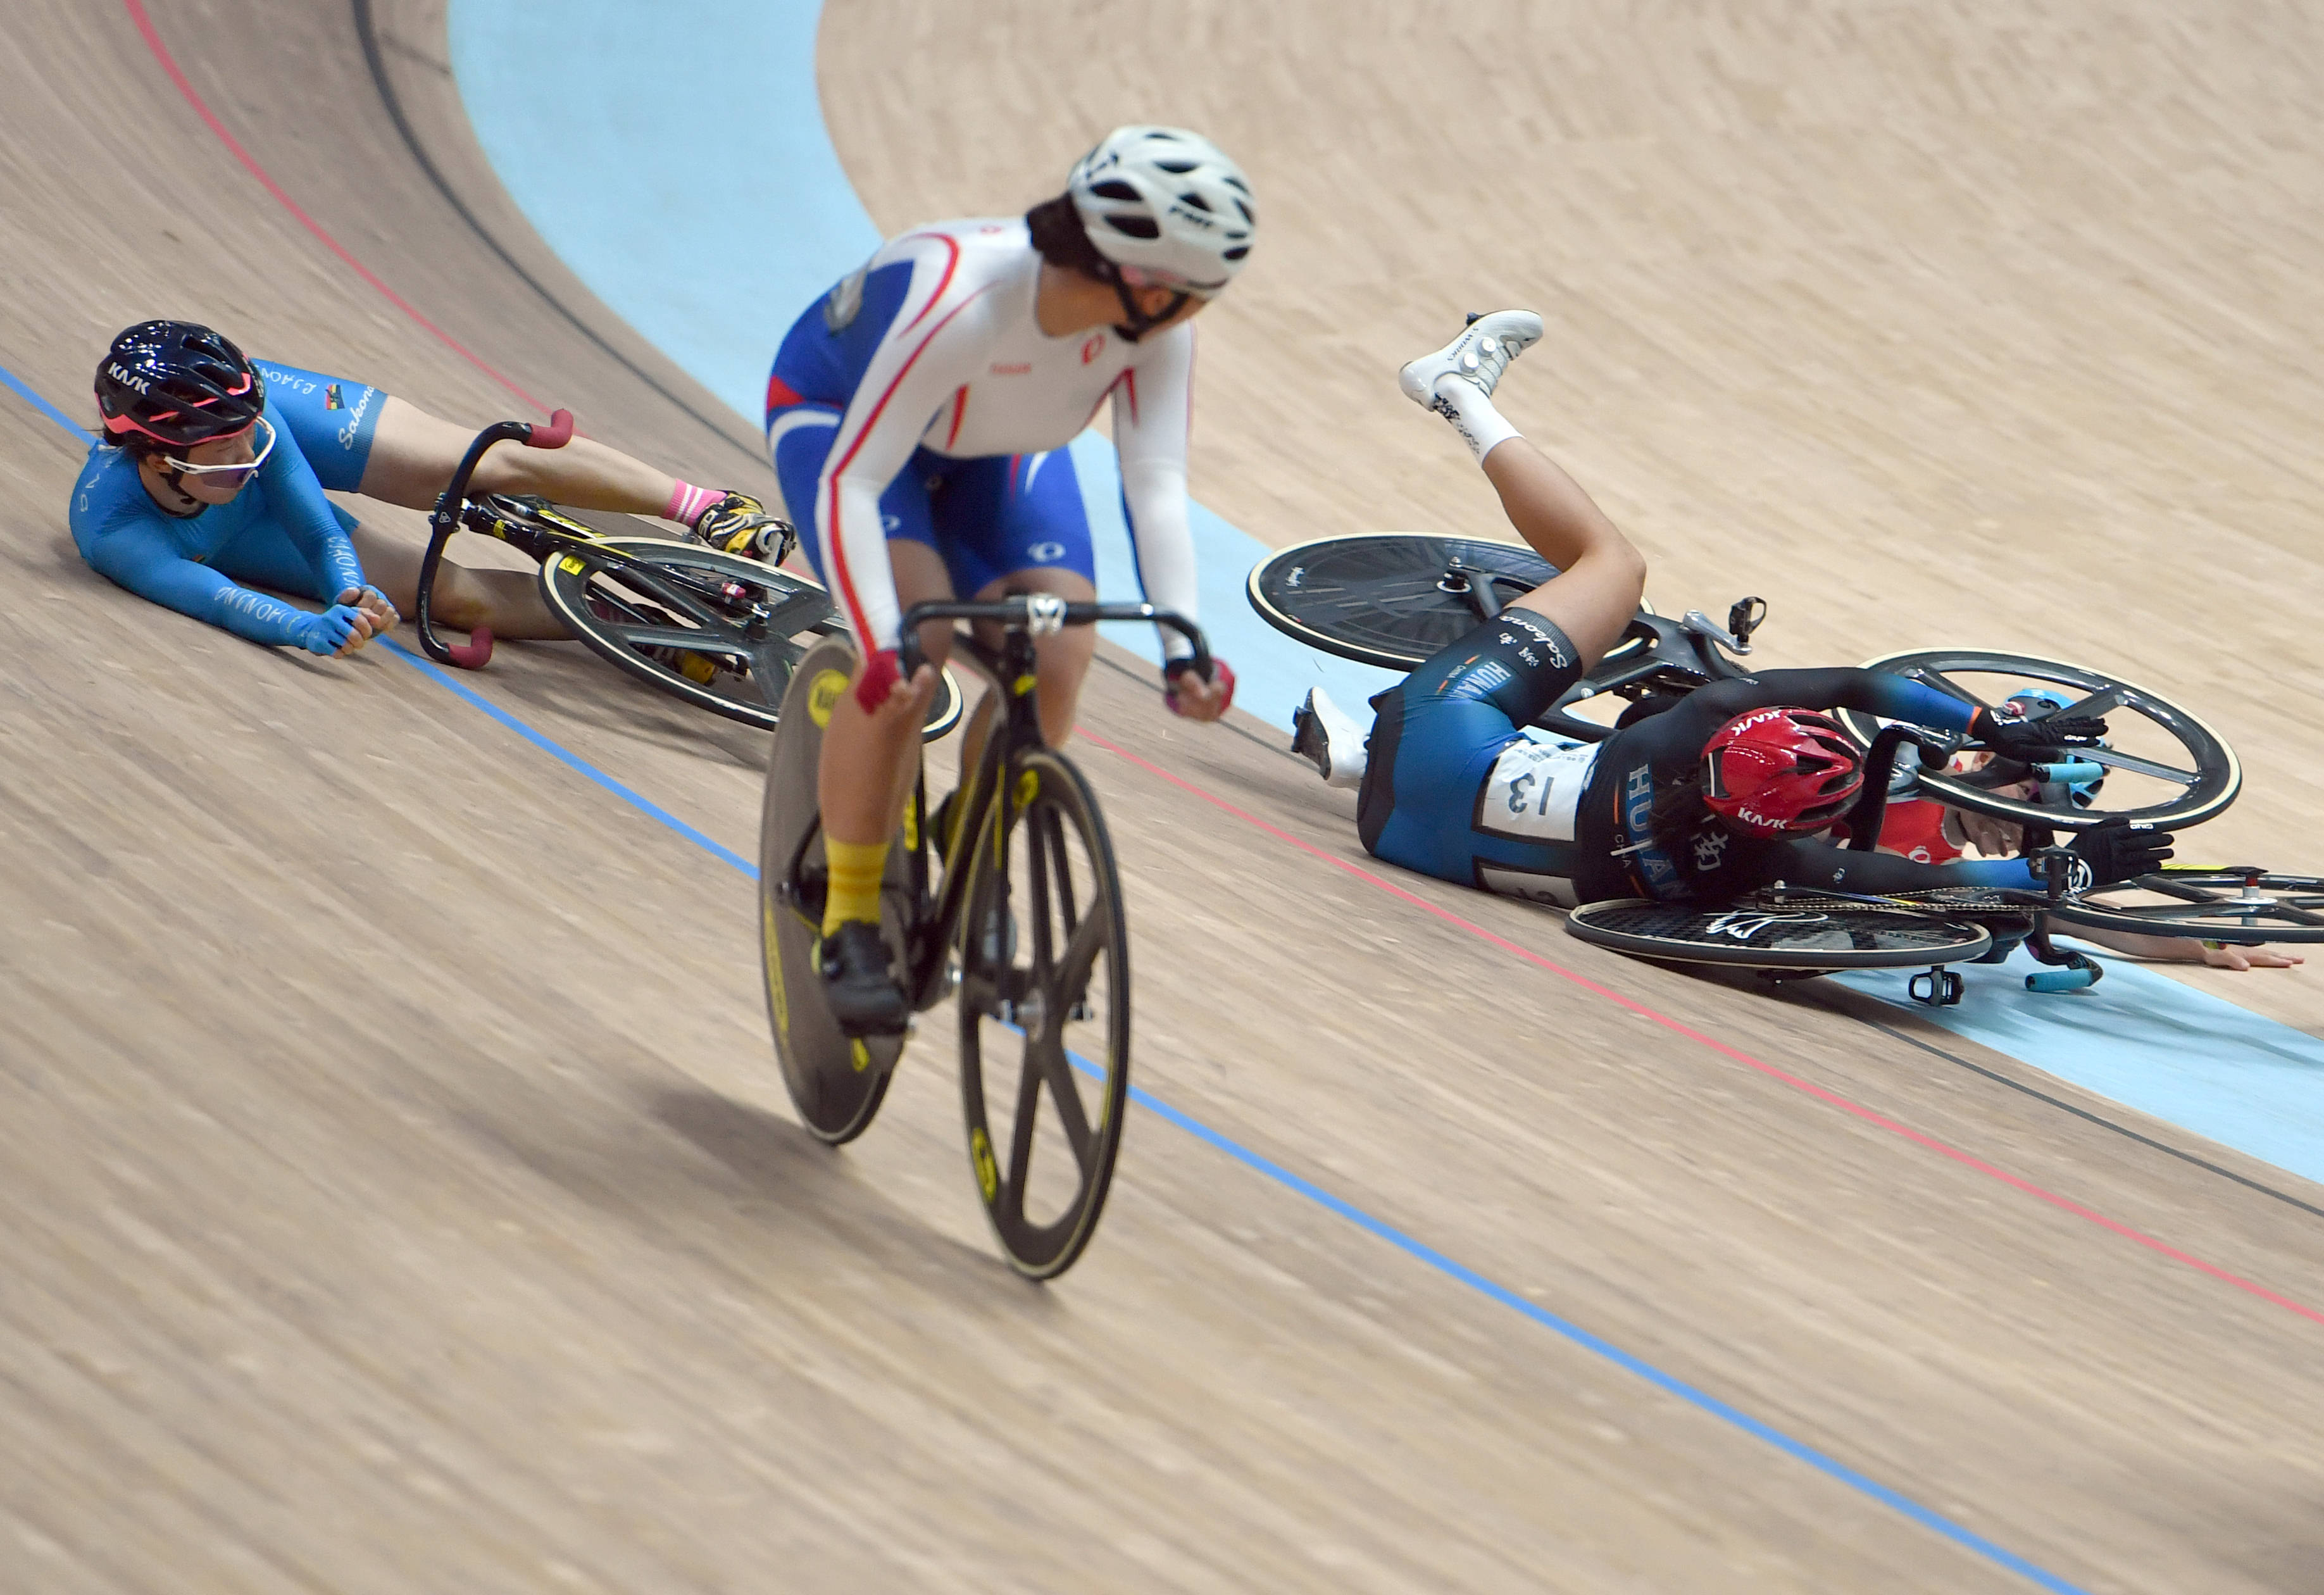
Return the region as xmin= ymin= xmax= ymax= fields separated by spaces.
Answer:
xmin=542 ymin=535 xmax=963 ymax=738
xmin=956 ymin=747 xmax=1130 ymax=1280
xmin=757 ymin=637 xmax=912 ymax=1144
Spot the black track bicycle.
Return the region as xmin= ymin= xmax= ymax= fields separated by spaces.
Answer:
xmin=1251 ymin=531 xmax=2310 ymax=1003
xmin=1249 ymin=530 xmax=2239 ymax=833
xmin=758 ymin=596 xmax=1211 ymax=1280
xmin=411 ymin=411 xmax=961 ymax=737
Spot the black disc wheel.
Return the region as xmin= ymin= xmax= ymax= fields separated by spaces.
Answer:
xmin=1247 ymin=532 xmax=1565 ymax=670
xmin=956 ymin=747 xmax=1130 ymax=1281
xmin=1840 ymin=649 xmax=2239 ymax=834
xmin=542 ymin=535 xmax=963 ymax=739
xmin=1566 ymin=897 xmax=1993 ymax=968
xmin=756 ymin=637 xmax=913 ymax=1144
xmin=2047 ymin=867 xmax=2324 ymax=946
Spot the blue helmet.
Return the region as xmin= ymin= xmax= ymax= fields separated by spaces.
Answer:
xmin=2003 ymin=686 xmax=2104 ymax=808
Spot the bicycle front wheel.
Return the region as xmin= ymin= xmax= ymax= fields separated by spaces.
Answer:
xmin=956 ymin=747 xmax=1130 ymax=1281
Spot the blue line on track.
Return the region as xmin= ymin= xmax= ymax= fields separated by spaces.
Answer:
xmin=6 ymin=331 xmax=2088 ymax=1591
xmin=378 ymin=638 xmax=756 ymax=875
xmin=0 ymin=363 xmax=96 ymax=442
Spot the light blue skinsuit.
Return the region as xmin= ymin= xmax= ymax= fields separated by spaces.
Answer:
xmin=68 ymin=360 xmax=384 ymax=653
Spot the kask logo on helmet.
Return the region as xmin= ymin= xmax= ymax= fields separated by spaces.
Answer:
xmin=106 ymin=363 xmax=150 ymax=396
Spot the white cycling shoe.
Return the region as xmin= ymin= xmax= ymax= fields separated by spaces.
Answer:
xmin=1290 ymin=687 xmax=1369 ymax=789
xmin=1397 ymin=310 xmax=1544 ymax=408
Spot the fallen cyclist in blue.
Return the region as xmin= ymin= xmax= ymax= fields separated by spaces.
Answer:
xmin=1289 ymin=311 xmax=2174 ymax=910
xmin=70 ymin=320 xmax=790 ymax=657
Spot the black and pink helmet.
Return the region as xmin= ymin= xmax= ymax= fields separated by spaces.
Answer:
xmin=94 ymin=320 xmax=265 ymax=447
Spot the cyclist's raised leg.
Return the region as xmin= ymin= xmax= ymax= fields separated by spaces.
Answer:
xmin=1342 ymin=313 xmax=1647 ymax=871
xmin=1482 ymin=438 xmax=1645 ymax=665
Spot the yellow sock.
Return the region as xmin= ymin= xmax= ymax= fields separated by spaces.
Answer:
xmin=821 ymin=839 xmax=890 ymax=935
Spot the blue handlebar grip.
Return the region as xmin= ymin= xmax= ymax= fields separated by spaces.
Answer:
xmin=2032 ymin=760 xmax=2106 ymax=784
xmin=2026 ymin=966 xmax=2099 ymax=993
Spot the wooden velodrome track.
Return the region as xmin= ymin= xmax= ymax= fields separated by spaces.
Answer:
xmin=3 ymin=1 xmax=2323 ymax=1588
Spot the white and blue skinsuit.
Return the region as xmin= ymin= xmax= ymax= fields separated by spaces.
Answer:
xmin=68 ymin=360 xmax=382 ymax=653
xmin=763 ymin=217 xmax=1201 ymax=660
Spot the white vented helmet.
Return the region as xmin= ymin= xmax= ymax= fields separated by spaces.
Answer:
xmin=1066 ymin=126 xmax=1255 ymax=296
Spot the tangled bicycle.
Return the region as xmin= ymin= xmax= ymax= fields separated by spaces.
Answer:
xmin=1251 ymin=531 xmax=2323 ymax=1001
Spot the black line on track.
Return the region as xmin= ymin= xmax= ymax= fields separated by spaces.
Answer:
xmin=351 ymin=0 xmax=767 ymax=469
xmin=1801 ymin=989 xmax=2324 ymax=1223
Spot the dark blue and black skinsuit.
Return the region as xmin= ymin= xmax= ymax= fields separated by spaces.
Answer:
xmin=1356 ymin=611 xmax=2056 ymax=906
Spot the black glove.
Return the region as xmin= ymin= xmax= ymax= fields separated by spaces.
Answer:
xmin=1970 ymin=703 xmax=2108 ymax=758
xmin=2068 ymin=816 xmax=2174 ymax=887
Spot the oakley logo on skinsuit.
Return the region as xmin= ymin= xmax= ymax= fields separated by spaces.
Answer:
xmin=1027 ymin=541 xmax=1066 ymax=563
xmin=1081 ymin=333 xmax=1106 ymax=365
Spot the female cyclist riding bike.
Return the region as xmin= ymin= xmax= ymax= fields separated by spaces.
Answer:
xmin=70 ymin=320 xmax=787 ymax=656
xmin=763 ymin=126 xmax=1252 ymax=1034
xmin=1290 ymin=311 xmax=2177 ymax=911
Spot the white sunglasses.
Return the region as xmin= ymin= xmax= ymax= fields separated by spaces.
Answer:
xmin=161 ymin=415 xmax=277 ymax=482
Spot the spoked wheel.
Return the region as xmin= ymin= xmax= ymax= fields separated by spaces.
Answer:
xmin=542 ymin=535 xmax=963 ymax=739
xmin=1841 ymin=649 xmax=2239 ymax=833
xmin=2048 ymin=867 xmax=2324 ymax=946
xmin=1566 ymin=897 xmax=1993 ymax=968
xmin=956 ymin=747 xmax=1130 ymax=1280
xmin=756 ymin=637 xmax=912 ymax=1144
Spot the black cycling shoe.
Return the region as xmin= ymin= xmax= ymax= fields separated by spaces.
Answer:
xmin=818 ymin=920 xmax=909 ymax=1036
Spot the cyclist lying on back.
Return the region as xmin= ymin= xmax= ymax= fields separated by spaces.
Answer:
xmin=70 ymin=320 xmax=788 ymax=658
xmin=1289 ymin=310 xmax=2176 ymax=911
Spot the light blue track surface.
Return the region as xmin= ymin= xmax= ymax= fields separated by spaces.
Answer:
xmin=443 ymin=0 xmax=2324 ymax=1198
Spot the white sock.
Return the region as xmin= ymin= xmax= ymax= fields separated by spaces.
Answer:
xmin=1430 ymin=375 xmax=1520 ymax=465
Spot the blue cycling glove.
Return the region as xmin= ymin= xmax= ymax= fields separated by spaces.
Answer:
xmin=296 ymin=604 xmax=367 ymax=657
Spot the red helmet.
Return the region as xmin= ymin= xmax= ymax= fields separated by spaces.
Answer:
xmin=1701 ymin=707 xmax=1863 ymax=835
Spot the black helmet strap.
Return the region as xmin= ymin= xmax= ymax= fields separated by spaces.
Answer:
xmin=1105 ymin=268 xmax=1190 ymax=344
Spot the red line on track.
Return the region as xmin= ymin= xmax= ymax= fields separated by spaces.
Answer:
xmin=1085 ymin=729 xmax=2324 ymax=1329
xmin=123 ymin=0 xmax=549 ymax=415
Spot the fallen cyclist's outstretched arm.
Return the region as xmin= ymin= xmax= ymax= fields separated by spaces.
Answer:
xmin=82 ymin=520 xmax=353 ymax=654
xmin=1688 ymin=666 xmax=1978 ymax=734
